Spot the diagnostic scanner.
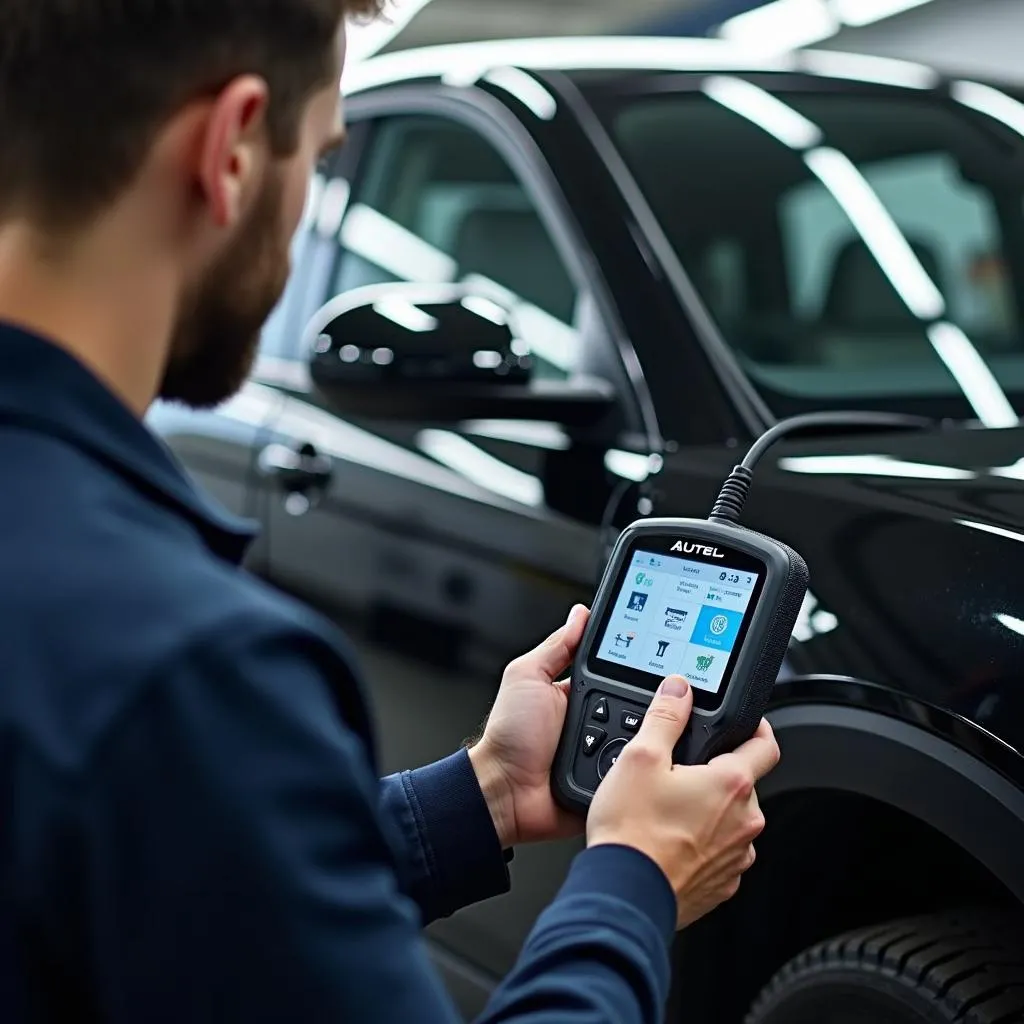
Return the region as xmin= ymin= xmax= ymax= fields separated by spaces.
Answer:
xmin=552 ymin=411 xmax=927 ymax=813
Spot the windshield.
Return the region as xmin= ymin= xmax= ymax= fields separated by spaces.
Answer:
xmin=596 ymin=77 xmax=1024 ymax=425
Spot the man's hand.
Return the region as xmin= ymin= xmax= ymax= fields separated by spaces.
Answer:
xmin=468 ymin=605 xmax=590 ymax=849
xmin=588 ymin=675 xmax=780 ymax=929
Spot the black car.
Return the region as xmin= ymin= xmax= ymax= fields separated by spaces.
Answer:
xmin=149 ymin=37 xmax=1024 ymax=1023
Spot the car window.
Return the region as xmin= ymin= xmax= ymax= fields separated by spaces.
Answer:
xmin=600 ymin=85 xmax=1024 ymax=423
xmin=326 ymin=115 xmax=583 ymax=382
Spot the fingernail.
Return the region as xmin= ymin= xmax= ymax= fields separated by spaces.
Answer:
xmin=659 ymin=675 xmax=689 ymax=698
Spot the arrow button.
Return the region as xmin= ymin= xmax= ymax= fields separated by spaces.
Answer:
xmin=581 ymin=726 xmax=606 ymax=757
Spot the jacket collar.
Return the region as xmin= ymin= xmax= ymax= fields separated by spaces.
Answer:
xmin=0 ymin=321 xmax=257 ymax=564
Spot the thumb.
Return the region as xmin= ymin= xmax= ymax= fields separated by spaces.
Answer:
xmin=635 ymin=676 xmax=693 ymax=754
xmin=512 ymin=605 xmax=590 ymax=682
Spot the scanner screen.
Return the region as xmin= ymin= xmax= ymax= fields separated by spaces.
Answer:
xmin=594 ymin=547 xmax=761 ymax=693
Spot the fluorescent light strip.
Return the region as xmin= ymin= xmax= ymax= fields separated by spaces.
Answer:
xmin=345 ymin=36 xmax=936 ymax=95
xmin=462 ymin=420 xmax=571 ymax=450
xmin=605 ymin=450 xmax=657 ymax=483
xmin=344 ymin=37 xmax=800 ymax=93
xmin=952 ymin=81 xmax=1024 ymax=140
xmin=718 ymin=0 xmax=840 ymax=55
xmin=459 ymin=275 xmax=577 ymax=373
xmin=926 ymin=322 xmax=1018 ymax=428
xmin=803 ymin=147 xmax=946 ymax=320
xmin=956 ymin=519 xmax=1024 ymax=544
xmin=302 ymin=174 xmax=326 ymax=232
xmin=461 ymin=295 xmax=508 ymax=326
xmin=990 ymin=458 xmax=1024 ymax=482
xmin=778 ymin=454 xmax=976 ymax=479
xmin=798 ymin=50 xmax=939 ymax=89
xmin=372 ymin=297 xmax=438 ymax=333
xmin=417 ymin=429 xmax=544 ymax=507
xmin=482 ymin=67 xmax=557 ymax=121
xmin=831 ymin=0 xmax=935 ymax=27
xmin=340 ymin=204 xmax=457 ymax=283
xmin=995 ymin=612 xmax=1024 ymax=637
xmin=703 ymin=75 xmax=823 ymax=149
xmin=315 ymin=177 xmax=351 ymax=239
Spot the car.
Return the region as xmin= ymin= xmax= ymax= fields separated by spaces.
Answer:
xmin=148 ymin=35 xmax=1024 ymax=1024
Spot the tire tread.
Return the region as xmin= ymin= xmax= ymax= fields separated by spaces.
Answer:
xmin=745 ymin=910 xmax=1024 ymax=1024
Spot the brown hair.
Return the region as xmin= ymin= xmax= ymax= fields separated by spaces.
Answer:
xmin=0 ymin=0 xmax=384 ymax=230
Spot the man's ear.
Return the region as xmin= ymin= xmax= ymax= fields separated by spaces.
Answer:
xmin=196 ymin=75 xmax=271 ymax=229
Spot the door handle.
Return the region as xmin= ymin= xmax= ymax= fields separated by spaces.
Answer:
xmin=258 ymin=442 xmax=332 ymax=498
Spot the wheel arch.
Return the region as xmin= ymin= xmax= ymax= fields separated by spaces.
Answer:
xmin=761 ymin=697 xmax=1024 ymax=903
xmin=666 ymin=687 xmax=1024 ymax=1024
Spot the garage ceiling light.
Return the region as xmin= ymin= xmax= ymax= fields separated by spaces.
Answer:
xmin=830 ymin=0 xmax=934 ymax=27
xmin=717 ymin=0 xmax=939 ymax=56
xmin=718 ymin=0 xmax=839 ymax=55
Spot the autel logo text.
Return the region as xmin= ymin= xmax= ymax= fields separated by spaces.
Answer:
xmin=672 ymin=541 xmax=725 ymax=559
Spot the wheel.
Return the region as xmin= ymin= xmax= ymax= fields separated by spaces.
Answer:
xmin=745 ymin=910 xmax=1024 ymax=1024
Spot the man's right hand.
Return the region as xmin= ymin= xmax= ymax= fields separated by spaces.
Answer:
xmin=586 ymin=675 xmax=780 ymax=929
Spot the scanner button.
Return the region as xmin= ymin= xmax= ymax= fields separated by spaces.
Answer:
xmin=621 ymin=710 xmax=643 ymax=733
xmin=592 ymin=699 xmax=609 ymax=723
xmin=581 ymin=727 xmax=606 ymax=757
xmin=597 ymin=738 xmax=629 ymax=780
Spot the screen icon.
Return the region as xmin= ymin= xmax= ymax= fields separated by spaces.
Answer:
xmin=693 ymin=607 xmax=742 ymax=650
xmin=656 ymin=639 xmax=671 ymax=659
xmin=614 ymin=632 xmax=636 ymax=648
xmin=664 ymin=607 xmax=689 ymax=629
xmin=710 ymin=614 xmax=730 ymax=636
xmin=695 ymin=654 xmax=715 ymax=673
xmin=627 ymin=591 xmax=649 ymax=613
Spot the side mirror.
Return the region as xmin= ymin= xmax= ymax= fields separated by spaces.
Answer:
xmin=306 ymin=282 xmax=616 ymax=426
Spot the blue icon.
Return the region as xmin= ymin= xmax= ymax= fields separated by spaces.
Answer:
xmin=693 ymin=607 xmax=742 ymax=650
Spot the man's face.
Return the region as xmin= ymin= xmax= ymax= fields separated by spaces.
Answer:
xmin=159 ymin=32 xmax=346 ymax=409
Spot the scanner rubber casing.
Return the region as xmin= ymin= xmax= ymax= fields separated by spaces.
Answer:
xmin=552 ymin=517 xmax=809 ymax=815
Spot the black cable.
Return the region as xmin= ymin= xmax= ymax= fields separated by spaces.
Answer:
xmin=708 ymin=411 xmax=934 ymax=526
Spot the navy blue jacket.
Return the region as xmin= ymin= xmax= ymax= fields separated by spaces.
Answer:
xmin=0 ymin=323 xmax=675 ymax=1023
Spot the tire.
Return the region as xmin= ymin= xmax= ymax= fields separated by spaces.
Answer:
xmin=745 ymin=910 xmax=1024 ymax=1024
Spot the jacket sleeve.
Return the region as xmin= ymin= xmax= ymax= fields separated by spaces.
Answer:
xmin=379 ymin=750 xmax=513 ymax=923
xmin=73 ymin=617 xmax=674 ymax=1024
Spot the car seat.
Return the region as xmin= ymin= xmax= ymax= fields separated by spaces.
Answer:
xmin=817 ymin=236 xmax=946 ymax=367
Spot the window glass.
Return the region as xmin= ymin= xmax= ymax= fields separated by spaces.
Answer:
xmin=602 ymin=86 xmax=1024 ymax=421
xmin=328 ymin=116 xmax=583 ymax=381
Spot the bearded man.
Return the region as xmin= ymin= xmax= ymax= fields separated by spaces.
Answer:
xmin=0 ymin=3 xmax=777 ymax=1022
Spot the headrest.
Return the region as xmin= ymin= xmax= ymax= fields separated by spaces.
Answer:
xmin=823 ymin=236 xmax=945 ymax=329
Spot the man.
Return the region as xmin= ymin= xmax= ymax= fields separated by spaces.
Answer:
xmin=0 ymin=3 xmax=779 ymax=1022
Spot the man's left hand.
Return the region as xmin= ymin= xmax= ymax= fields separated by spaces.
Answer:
xmin=469 ymin=605 xmax=590 ymax=850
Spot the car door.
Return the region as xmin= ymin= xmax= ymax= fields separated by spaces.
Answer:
xmin=255 ymin=96 xmax=655 ymax=1010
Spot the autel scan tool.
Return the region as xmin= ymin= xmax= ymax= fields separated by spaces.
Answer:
xmin=553 ymin=412 xmax=927 ymax=813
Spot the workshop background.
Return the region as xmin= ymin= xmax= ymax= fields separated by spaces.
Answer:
xmin=153 ymin=2 xmax=1024 ymax=1022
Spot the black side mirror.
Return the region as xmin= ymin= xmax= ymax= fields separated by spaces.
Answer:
xmin=306 ymin=282 xmax=615 ymax=426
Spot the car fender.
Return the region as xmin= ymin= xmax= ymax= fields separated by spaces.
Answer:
xmin=763 ymin=680 xmax=1024 ymax=903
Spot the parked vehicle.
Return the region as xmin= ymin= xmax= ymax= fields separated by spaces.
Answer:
xmin=149 ymin=37 xmax=1024 ymax=1023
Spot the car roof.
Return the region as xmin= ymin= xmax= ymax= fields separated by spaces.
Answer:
xmin=342 ymin=35 xmax=950 ymax=96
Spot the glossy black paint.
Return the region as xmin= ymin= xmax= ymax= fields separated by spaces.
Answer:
xmin=150 ymin=43 xmax=1024 ymax=1022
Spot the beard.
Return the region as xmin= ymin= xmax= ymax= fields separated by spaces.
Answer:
xmin=159 ymin=169 xmax=291 ymax=409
